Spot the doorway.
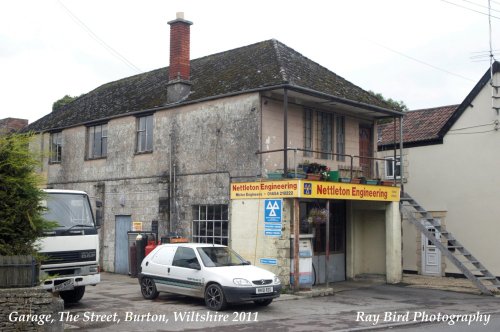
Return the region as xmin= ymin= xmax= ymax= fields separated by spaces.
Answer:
xmin=299 ymin=200 xmax=346 ymax=284
xmin=421 ymin=220 xmax=442 ymax=276
xmin=115 ymin=215 xmax=132 ymax=274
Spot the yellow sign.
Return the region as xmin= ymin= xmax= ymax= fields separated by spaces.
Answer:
xmin=230 ymin=180 xmax=400 ymax=202
xmin=230 ymin=181 xmax=299 ymax=199
xmin=302 ymin=181 xmax=400 ymax=201
xmin=132 ymin=222 xmax=143 ymax=231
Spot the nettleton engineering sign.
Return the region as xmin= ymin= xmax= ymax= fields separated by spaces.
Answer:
xmin=230 ymin=180 xmax=400 ymax=202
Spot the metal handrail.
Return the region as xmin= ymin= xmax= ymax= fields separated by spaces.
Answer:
xmin=256 ymin=147 xmax=399 ymax=186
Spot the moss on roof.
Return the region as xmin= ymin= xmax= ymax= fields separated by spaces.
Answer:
xmin=26 ymin=39 xmax=391 ymax=132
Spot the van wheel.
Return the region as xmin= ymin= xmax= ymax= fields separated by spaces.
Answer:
xmin=60 ymin=286 xmax=85 ymax=304
xmin=204 ymin=284 xmax=227 ymax=311
xmin=254 ymin=298 xmax=273 ymax=306
xmin=140 ymin=277 xmax=159 ymax=299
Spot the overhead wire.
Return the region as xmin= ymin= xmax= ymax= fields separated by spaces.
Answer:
xmin=440 ymin=0 xmax=500 ymax=20
xmin=57 ymin=0 xmax=142 ymax=73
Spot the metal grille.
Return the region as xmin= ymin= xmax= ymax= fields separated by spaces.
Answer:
xmin=252 ymin=279 xmax=273 ymax=285
xmin=41 ymin=250 xmax=96 ymax=264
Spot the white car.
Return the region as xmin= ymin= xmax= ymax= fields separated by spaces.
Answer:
xmin=139 ymin=243 xmax=282 ymax=310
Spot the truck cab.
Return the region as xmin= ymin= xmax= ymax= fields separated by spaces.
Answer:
xmin=38 ymin=189 xmax=101 ymax=303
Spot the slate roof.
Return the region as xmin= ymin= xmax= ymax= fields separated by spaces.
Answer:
xmin=26 ymin=39 xmax=394 ymax=132
xmin=378 ymin=105 xmax=459 ymax=148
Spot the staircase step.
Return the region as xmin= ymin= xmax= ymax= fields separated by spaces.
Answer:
xmin=448 ymin=246 xmax=463 ymax=249
xmin=478 ymin=277 xmax=496 ymax=280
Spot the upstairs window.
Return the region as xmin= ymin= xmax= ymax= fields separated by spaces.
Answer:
xmin=304 ymin=109 xmax=313 ymax=157
xmin=316 ymin=111 xmax=333 ymax=159
xmin=87 ymin=123 xmax=108 ymax=159
xmin=50 ymin=132 xmax=62 ymax=163
xmin=136 ymin=115 xmax=153 ymax=153
xmin=385 ymin=156 xmax=401 ymax=179
xmin=335 ymin=115 xmax=345 ymax=161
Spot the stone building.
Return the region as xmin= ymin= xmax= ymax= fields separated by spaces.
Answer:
xmin=26 ymin=13 xmax=404 ymax=286
xmin=0 ymin=117 xmax=28 ymax=134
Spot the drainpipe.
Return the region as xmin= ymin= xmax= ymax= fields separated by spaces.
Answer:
xmin=293 ymin=198 xmax=300 ymax=291
xmin=284 ymin=89 xmax=288 ymax=176
xmin=399 ymin=116 xmax=404 ymax=194
xmin=325 ymin=200 xmax=330 ymax=288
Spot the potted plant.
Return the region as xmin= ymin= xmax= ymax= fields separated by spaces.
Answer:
xmin=308 ymin=208 xmax=329 ymax=225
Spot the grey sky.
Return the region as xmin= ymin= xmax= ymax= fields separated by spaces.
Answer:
xmin=0 ymin=0 xmax=497 ymax=123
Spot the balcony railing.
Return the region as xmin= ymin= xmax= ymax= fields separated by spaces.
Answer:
xmin=256 ymin=147 xmax=399 ymax=186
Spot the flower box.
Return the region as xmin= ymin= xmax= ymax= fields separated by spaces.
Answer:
xmin=306 ymin=173 xmax=321 ymax=180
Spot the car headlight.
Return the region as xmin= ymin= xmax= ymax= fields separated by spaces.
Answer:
xmin=274 ymin=276 xmax=281 ymax=285
xmin=233 ymin=278 xmax=252 ymax=287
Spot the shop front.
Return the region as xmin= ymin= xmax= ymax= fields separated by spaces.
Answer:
xmin=230 ymin=180 xmax=401 ymax=290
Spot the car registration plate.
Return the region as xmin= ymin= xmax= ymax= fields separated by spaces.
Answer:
xmin=256 ymin=286 xmax=273 ymax=294
xmin=54 ymin=279 xmax=74 ymax=292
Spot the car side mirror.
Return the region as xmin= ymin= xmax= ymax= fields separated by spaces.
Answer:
xmin=188 ymin=262 xmax=201 ymax=270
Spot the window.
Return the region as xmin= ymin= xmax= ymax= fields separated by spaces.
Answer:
xmin=316 ymin=111 xmax=333 ymax=159
xmin=136 ymin=115 xmax=153 ymax=153
xmin=192 ymin=205 xmax=229 ymax=245
xmin=304 ymin=109 xmax=313 ymax=157
xmin=87 ymin=124 xmax=107 ymax=159
xmin=335 ymin=115 xmax=345 ymax=161
xmin=385 ymin=156 xmax=401 ymax=179
xmin=172 ymin=247 xmax=200 ymax=269
xmin=50 ymin=132 xmax=62 ymax=163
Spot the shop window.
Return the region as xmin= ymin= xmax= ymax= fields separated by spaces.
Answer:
xmin=50 ymin=132 xmax=62 ymax=163
xmin=136 ymin=114 xmax=153 ymax=153
xmin=192 ymin=205 xmax=229 ymax=245
xmin=385 ymin=156 xmax=401 ymax=179
xmin=87 ymin=123 xmax=108 ymax=159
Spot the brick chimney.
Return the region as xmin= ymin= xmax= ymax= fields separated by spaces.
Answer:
xmin=167 ymin=12 xmax=193 ymax=104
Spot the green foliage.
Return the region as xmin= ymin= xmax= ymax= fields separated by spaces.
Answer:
xmin=369 ymin=90 xmax=409 ymax=112
xmin=52 ymin=94 xmax=80 ymax=112
xmin=0 ymin=133 xmax=56 ymax=256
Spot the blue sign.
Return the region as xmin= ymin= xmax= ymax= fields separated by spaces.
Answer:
xmin=303 ymin=182 xmax=312 ymax=195
xmin=260 ymin=258 xmax=278 ymax=265
xmin=265 ymin=230 xmax=282 ymax=237
xmin=265 ymin=223 xmax=281 ymax=230
xmin=264 ymin=199 xmax=282 ymax=223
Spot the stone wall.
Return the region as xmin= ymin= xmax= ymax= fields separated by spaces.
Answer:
xmin=0 ymin=287 xmax=63 ymax=332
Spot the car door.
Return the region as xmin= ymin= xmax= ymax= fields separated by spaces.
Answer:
xmin=169 ymin=246 xmax=204 ymax=297
xmin=146 ymin=246 xmax=177 ymax=292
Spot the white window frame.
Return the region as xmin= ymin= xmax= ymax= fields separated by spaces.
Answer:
xmin=50 ymin=132 xmax=62 ymax=163
xmin=136 ymin=115 xmax=153 ymax=153
xmin=385 ymin=156 xmax=401 ymax=179
xmin=192 ymin=205 xmax=229 ymax=245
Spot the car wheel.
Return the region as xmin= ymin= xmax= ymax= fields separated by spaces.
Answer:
xmin=140 ymin=277 xmax=159 ymax=299
xmin=60 ymin=286 xmax=85 ymax=304
xmin=204 ymin=284 xmax=227 ymax=311
xmin=254 ymin=298 xmax=273 ymax=306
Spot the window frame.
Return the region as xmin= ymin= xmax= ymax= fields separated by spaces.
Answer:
xmin=136 ymin=114 xmax=154 ymax=153
xmin=86 ymin=123 xmax=108 ymax=160
xmin=335 ymin=115 xmax=345 ymax=161
xmin=316 ymin=111 xmax=333 ymax=160
xmin=192 ymin=205 xmax=229 ymax=246
xmin=304 ymin=109 xmax=313 ymax=157
xmin=385 ymin=156 xmax=401 ymax=179
xmin=49 ymin=131 xmax=62 ymax=163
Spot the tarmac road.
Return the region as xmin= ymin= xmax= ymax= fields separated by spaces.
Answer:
xmin=59 ymin=272 xmax=500 ymax=331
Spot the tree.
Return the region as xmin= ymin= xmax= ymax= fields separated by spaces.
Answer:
xmin=369 ymin=90 xmax=409 ymax=112
xmin=52 ymin=94 xmax=80 ymax=112
xmin=0 ymin=133 xmax=55 ymax=256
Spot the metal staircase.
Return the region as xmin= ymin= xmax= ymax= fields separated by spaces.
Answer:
xmin=400 ymin=193 xmax=500 ymax=295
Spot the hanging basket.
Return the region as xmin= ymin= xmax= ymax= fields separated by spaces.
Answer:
xmin=308 ymin=208 xmax=328 ymax=225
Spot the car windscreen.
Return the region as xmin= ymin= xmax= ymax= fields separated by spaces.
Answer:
xmin=196 ymin=246 xmax=247 ymax=267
